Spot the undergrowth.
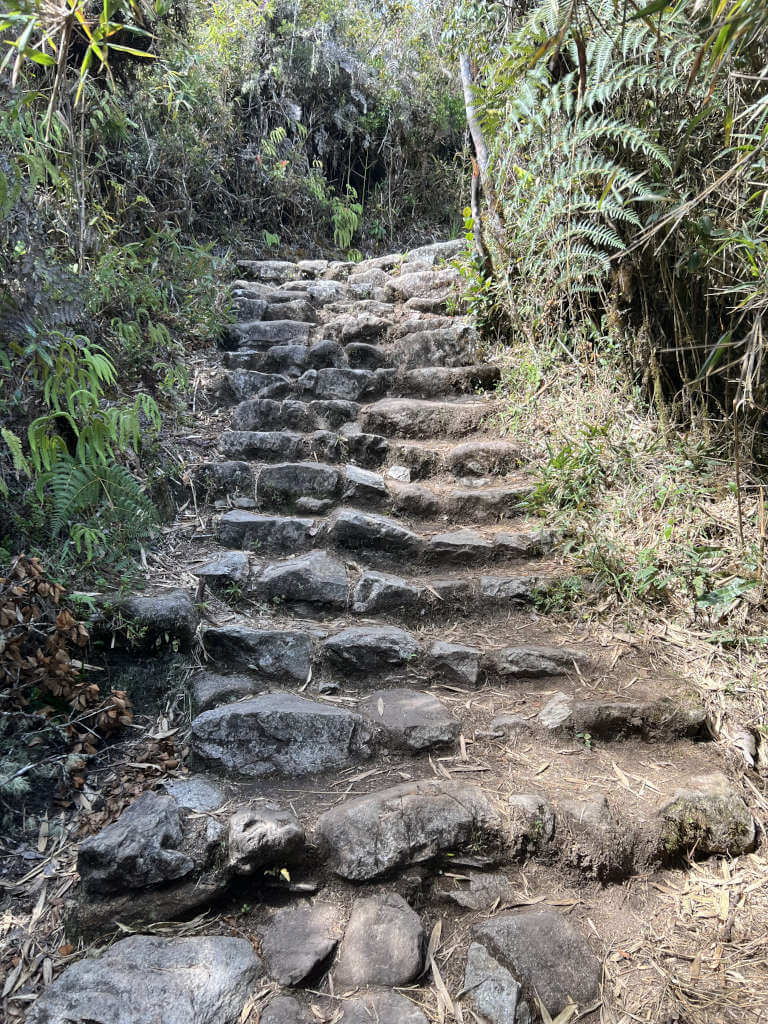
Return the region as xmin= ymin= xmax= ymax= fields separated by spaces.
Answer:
xmin=495 ymin=334 xmax=767 ymax=637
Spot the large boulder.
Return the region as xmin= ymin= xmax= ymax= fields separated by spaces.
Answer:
xmin=26 ymin=935 xmax=262 ymax=1024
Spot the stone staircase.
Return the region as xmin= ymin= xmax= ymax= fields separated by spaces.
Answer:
xmin=28 ymin=243 xmax=756 ymax=1024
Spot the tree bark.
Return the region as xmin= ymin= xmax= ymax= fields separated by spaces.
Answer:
xmin=459 ymin=53 xmax=506 ymax=253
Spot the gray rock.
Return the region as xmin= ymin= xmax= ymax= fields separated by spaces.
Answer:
xmin=343 ymin=465 xmax=388 ymax=506
xmin=428 ymin=641 xmax=481 ymax=687
xmin=257 ymin=461 xmax=342 ymax=506
xmin=77 ymin=792 xmax=195 ymax=894
xmin=473 ymin=909 xmax=601 ymax=1016
xmin=463 ymin=942 xmax=530 ymax=1024
xmin=221 ymin=370 xmax=289 ymax=402
xmin=217 ymin=511 xmax=315 ymax=552
xmin=406 ymin=239 xmax=465 ymax=265
xmin=340 ymin=990 xmax=427 ymax=1024
xmin=340 ymin=314 xmax=393 ymax=344
xmin=232 ymin=296 xmax=268 ymax=320
xmin=191 ymin=460 xmax=253 ymax=498
xmin=237 ymin=258 xmax=298 ymax=282
xmin=261 ymin=996 xmax=312 ymax=1024
xmin=263 ymin=297 xmax=316 ymax=323
xmin=385 ymin=267 xmax=459 ymax=302
xmin=191 ymin=693 xmax=373 ymax=777
xmin=360 ymin=398 xmax=484 ymax=438
xmin=228 ymin=802 xmax=305 ymax=875
xmin=325 ymin=626 xmax=420 ymax=672
xmin=308 ymin=398 xmax=361 ymax=429
xmin=330 ymin=508 xmax=423 ymax=557
xmin=312 ymin=368 xmax=374 ymax=401
xmin=508 ymin=794 xmax=556 ymax=857
xmin=161 ymin=776 xmax=227 ymax=813
xmin=480 ymin=576 xmax=537 ymax=602
xmin=308 ymin=339 xmax=347 ymax=367
xmin=359 ymin=688 xmax=459 ymax=750
xmin=219 ymin=429 xmax=303 ymax=461
xmin=334 ymin=893 xmax=424 ymax=989
xmin=538 ymin=692 xmax=708 ymax=741
xmin=351 ymin=571 xmax=424 ymax=614
xmin=429 ymin=529 xmax=494 ymax=560
xmin=483 ymin=646 xmax=577 ymax=680
xmin=25 ymin=935 xmax=262 ymax=1024
xmin=262 ymin=903 xmax=339 ymax=985
xmin=191 ymin=671 xmax=264 ymax=712
xmin=203 ymin=626 xmax=312 ymax=683
xmin=225 ymin=319 xmax=312 ymax=348
xmin=346 ymin=342 xmax=391 ymax=370
xmin=256 ymin=550 xmax=349 ymax=609
xmin=446 ymin=441 xmax=522 ymax=476
xmin=316 ymin=780 xmax=505 ymax=880
xmin=307 ymin=279 xmax=346 ymax=303
xmin=656 ymin=772 xmax=755 ymax=859
xmin=115 ymin=589 xmax=198 ymax=649
xmin=194 ymin=551 xmax=250 ymax=588
xmin=444 ymin=871 xmax=519 ymax=911
xmin=231 ymin=397 xmax=317 ymax=432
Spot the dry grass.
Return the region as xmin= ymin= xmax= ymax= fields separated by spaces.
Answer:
xmin=492 ymin=336 xmax=768 ymax=1021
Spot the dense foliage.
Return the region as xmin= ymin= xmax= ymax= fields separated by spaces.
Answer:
xmin=0 ymin=0 xmax=464 ymax=579
xmin=455 ymin=0 xmax=768 ymax=457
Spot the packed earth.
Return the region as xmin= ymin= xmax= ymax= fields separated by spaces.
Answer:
xmin=6 ymin=244 xmax=760 ymax=1024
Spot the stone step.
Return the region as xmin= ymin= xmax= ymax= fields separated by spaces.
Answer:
xmin=240 ymin=460 xmax=531 ymax=520
xmin=223 ymin=340 xmax=347 ymax=376
xmin=359 ymin=397 xmax=491 ymax=438
xmin=199 ymin=620 xmax=584 ymax=690
xmin=217 ymin=509 xmax=552 ymax=565
xmin=231 ymin=397 xmax=360 ymax=432
xmin=219 ymin=429 xmax=389 ymax=469
xmin=223 ymin=319 xmax=314 ymax=350
xmin=217 ymin=364 xmax=500 ymax=406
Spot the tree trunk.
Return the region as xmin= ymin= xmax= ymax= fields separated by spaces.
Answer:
xmin=459 ymin=53 xmax=505 ymax=254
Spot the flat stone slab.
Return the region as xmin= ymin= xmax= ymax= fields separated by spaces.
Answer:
xmin=463 ymin=941 xmax=530 ymax=1024
xmin=359 ymin=398 xmax=486 ymax=438
xmin=192 ymin=671 xmax=264 ymax=712
xmin=202 ymin=626 xmax=312 ymax=683
xmin=351 ymin=571 xmax=425 ymax=614
xmin=25 ymin=935 xmax=262 ymax=1024
xmin=325 ymin=626 xmax=420 ymax=672
xmin=261 ymin=903 xmax=340 ymax=985
xmin=359 ymin=688 xmax=460 ymax=750
xmin=339 ymin=990 xmax=428 ymax=1024
xmin=316 ymin=780 xmax=505 ymax=880
xmin=333 ymin=893 xmax=424 ymax=989
xmin=538 ymin=692 xmax=707 ymax=741
xmin=218 ymin=511 xmax=315 ymax=552
xmin=329 ymin=508 xmax=423 ymax=556
xmin=483 ymin=645 xmax=577 ymax=679
xmin=193 ymin=551 xmax=250 ymax=587
xmin=161 ymin=776 xmax=227 ymax=813
xmin=255 ymin=550 xmax=348 ymax=609
xmin=473 ymin=909 xmax=601 ymax=1016
xmin=191 ymin=693 xmax=373 ymax=777
xmin=257 ymin=462 xmax=342 ymax=506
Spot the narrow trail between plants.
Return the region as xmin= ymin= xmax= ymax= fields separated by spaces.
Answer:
xmin=27 ymin=245 xmax=758 ymax=1024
